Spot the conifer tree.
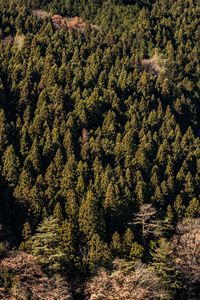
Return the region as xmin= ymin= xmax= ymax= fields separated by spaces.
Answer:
xmin=123 ymin=228 xmax=135 ymax=257
xmin=79 ymin=190 xmax=105 ymax=240
xmin=111 ymin=231 xmax=122 ymax=257
xmin=186 ymin=197 xmax=200 ymax=218
xmin=31 ymin=216 xmax=66 ymax=274
xmin=130 ymin=242 xmax=144 ymax=262
xmin=2 ymin=145 xmax=20 ymax=187
xmin=0 ymin=110 xmax=8 ymax=153
xmin=88 ymin=234 xmax=111 ymax=274
xmin=150 ymin=238 xmax=179 ymax=296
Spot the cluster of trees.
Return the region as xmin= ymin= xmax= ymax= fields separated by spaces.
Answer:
xmin=86 ymin=221 xmax=200 ymax=300
xmin=0 ymin=252 xmax=72 ymax=299
xmin=0 ymin=218 xmax=199 ymax=299
xmin=0 ymin=0 xmax=199 ymax=299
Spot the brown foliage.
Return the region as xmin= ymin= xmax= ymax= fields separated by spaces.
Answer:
xmin=52 ymin=15 xmax=86 ymax=31
xmin=142 ymin=53 xmax=166 ymax=77
xmin=0 ymin=252 xmax=72 ymax=300
xmin=32 ymin=10 xmax=101 ymax=33
xmin=172 ymin=218 xmax=200 ymax=285
xmin=32 ymin=9 xmax=86 ymax=31
xmin=82 ymin=128 xmax=89 ymax=144
xmin=85 ymin=259 xmax=168 ymax=300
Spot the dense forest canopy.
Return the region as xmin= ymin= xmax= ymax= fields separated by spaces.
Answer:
xmin=0 ymin=0 xmax=199 ymax=299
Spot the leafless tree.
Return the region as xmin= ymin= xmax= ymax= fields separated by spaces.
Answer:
xmin=131 ymin=204 xmax=161 ymax=239
xmin=0 ymin=252 xmax=72 ymax=300
xmin=171 ymin=218 xmax=200 ymax=299
xmin=85 ymin=259 xmax=169 ymax=300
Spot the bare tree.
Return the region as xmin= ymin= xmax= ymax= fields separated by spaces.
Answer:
xmin=0 ymin=252 xmax=72 ymax=300
xmin=85 ymin=259 xmax=169 ymax=300
xmin=131 ymin=204 xmax=160 ymax=240
xmin=171 ymin=218 xmax=200 ymax=299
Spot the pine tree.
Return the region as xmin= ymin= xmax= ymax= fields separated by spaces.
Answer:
xmin=31 ymin=216 xmax=65 ymax=274
xmin=150 ymin=238 xmax=179 ymax=296
xmin=0 ymin=109 xmax=9 ymax=153
xmin=22 ymin=221 xmax=32 ymax=241
xmin=103 ymin=180 xmax=129 ymax=232
xmin=88 ymin=234 xmax=111 ymax=274
xmin=61 ymin=220 xmax=78 ymax=272
xmin=162 ymin=205 xmax=174 ymax=232
xmin=2 ymin=144 xmax=20 ymax=187
xmin=25 ymin=138 xmax=42 ymax=174
xmin=123 ymin=228 xmax=135 ymax=257
xmin=53 ymin=202 xmax=64 ymax=222
xmin=111 ymin=231 xmax=122 ymax=257
xmin=174 ymin=195 xmax=185 ymax=220
xmin=135 ymin=170 xmax=146 ymax=205
xmin=129 ymin=242 xmax=144 ymax=262
xmin=79 ymin=190 xmax=105 ymax=240
xmin=186 ymin=197 xmax=200 ymax=218
xmin=19 ymin=221 xmax=32 ymax=251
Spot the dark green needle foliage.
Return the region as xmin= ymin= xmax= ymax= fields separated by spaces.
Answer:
xmin=0 ymin=0 xmax=199 ymax=298
xmin=30 ymin=216 xmax=66 ymax=274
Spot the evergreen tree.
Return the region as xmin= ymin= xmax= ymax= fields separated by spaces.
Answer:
xmin=150 ymin=238 xmax=179 ymax=296
xmin=111 ymin=231 xmax=122 ymax=257
xmin=0 ymin=110 xmax=9 ymax=153
xmin=2 ymin=145 xmax=20 ymax=187
xmin=79 ymin=190 xmax=105 ymax=239
xmin=123 ymin=228 xmax=135 ymax=257
xmin=31 ymin=216 xmax=66 ymax=274
xmin=88 ymin=234 xmax=111 ymax=274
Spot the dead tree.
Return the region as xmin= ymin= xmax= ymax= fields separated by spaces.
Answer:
xmin=131 ymin=204 xmax=160 ymax=242
xmin=82 ymin=128 xmax=89 ymax=144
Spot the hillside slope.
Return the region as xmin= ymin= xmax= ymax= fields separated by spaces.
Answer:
xmin=0 ymin=0 xmax=199 ymax=299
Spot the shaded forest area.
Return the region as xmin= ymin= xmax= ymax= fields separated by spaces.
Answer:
xmin=0 ymin=0 xmax=199 ymax=299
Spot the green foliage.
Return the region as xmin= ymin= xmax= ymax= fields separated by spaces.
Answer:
xmin=150 ymin=238 xmax=180 ymax=294
xmin=88 ymin=234 xmax=112 ymax=273
xmin=186 ymin=197 xmax=200 ymax=218
xmin=0 ymin=0 xmax=199 ymax=297
xmin=79 ymin=190 xmax=105 ymax=240
xmin=129 ymin=242 xmax=144 ymax=261
xmin=123 ymin=228 xmax=135 ymax=257
xmin=30 ymin=216 xmax=66 ymax=273
xmin=2 ymin=145 xmax=20 ymax=187
xmin=111 ymin=231 xmax=122 ymax=256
